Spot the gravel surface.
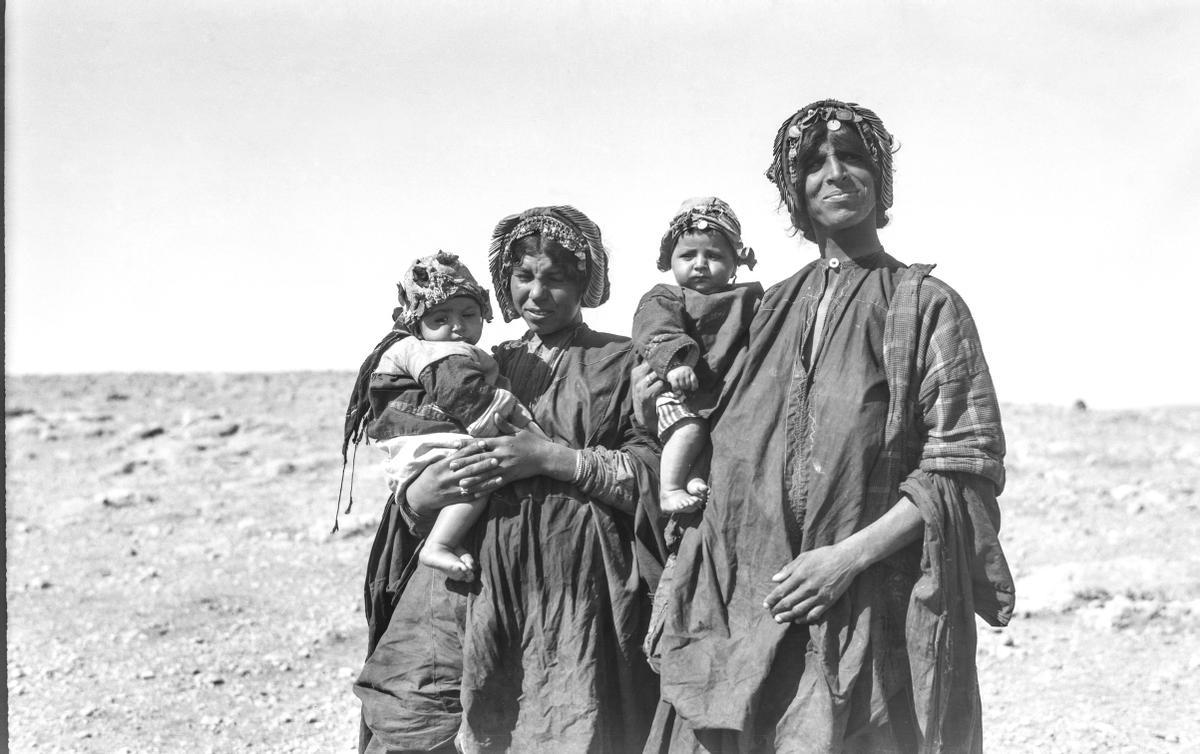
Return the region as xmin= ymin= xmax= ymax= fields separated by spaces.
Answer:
xmin=6 ymin=373 xmax=1199 ymax=752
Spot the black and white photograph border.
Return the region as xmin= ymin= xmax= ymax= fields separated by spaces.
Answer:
xmin=5 ymin=2 xmax=1200 ymax=752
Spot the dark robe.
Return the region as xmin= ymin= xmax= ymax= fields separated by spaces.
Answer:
xmin=649 ymin=253 xmax=1014 ymax=754
xmin=632 ymin=282 xmax=763 ymax=417
xmin=355 ymin=325 xmax=666 ymax=754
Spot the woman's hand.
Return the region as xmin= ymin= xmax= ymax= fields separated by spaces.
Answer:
xmin=405 ymin=440 xmax=484 ymax=516
xmin=762 ymin=543 xmax=863 ymax=624
xmin=449 ymin=418 xmax=576 ymax=495
xmin=763 ymin=497 xmax=924 ymax=623
xmin=631 ymin=362 xmax=665 ymax=432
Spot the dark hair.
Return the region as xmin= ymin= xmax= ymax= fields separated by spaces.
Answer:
xmin=785 ymin=122 xmax=890 ymax=243
xmin=508 ymin=234 xmax=588 ymax=288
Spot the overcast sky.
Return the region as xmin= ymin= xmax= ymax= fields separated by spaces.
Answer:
xmin=6 ymin=0 xmax=1199 ymax=408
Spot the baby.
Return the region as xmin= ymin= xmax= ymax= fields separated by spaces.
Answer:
xmin=370 ymin=251 xmax=535 ymax=581
xmin=633 ymin=197 xmax=763 ymax=513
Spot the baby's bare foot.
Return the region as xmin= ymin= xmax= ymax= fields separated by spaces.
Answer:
xmin=662 ymin=488 xmax=703 ymax=514
xmin=443 ymin=560 xmax=475 ymax=582
xmin=686 ymin=478 xmax=709 ymax=502
xmin=420 ymin=546 xmax=476 ymax=582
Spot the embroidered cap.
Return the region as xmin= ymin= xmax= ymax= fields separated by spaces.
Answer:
xmin=658 ymin=196 xmax=757 ymax=272
xmin=396 ymin=250 xmax=493 ymax=333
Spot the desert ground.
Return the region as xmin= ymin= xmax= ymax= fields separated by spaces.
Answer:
xmin=5 ymin=372 xmax=1199 ymax=752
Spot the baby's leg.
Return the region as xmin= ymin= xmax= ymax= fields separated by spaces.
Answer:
xmin=419 ymin=496 xmax=488 ymax=581
xmin=660 ymin=417 xmax=708 ymax=513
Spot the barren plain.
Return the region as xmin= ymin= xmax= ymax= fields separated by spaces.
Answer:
xmin=5 ymin=373 xmax=1199 ymax=752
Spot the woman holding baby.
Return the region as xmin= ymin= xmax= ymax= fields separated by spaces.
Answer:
xmin=351 ymin=206 xmax=666 ymax=754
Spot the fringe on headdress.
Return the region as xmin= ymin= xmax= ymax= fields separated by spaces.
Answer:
xmin=487 ymin=205 xmax=610 ymax=322
xmin=332 ymin=314 xmax=408 ymax=533
xmin=765 ymin=99 xmax=896 ymax=230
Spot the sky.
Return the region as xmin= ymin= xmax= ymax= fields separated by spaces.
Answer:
xmin=5 ymin=0 xmax=1199 ymax=408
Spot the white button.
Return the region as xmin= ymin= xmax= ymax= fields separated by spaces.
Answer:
xmin=828 ymin=258 xmax=840 ymax=269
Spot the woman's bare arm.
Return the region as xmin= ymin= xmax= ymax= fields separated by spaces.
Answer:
xmin=762 ymin=496 xmax=923 ymax=623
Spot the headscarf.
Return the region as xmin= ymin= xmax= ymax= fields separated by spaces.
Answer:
xmin=764 ymin=99 xmax=896 ymax=227
xmin=395 ymin=250 xmax=493 ymax=334
xmin=657 ymin=196 xmax=757 ymax=272
xmin=487 ymin=205 xmax=611 ymax=322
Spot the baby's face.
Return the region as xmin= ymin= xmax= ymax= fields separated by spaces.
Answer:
xmin=418 ymin=295 xmax=485 ymax=344
xmin=671 ymin=231 xmax=736 ymax=294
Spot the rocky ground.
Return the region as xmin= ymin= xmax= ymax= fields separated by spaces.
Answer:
xmin=5 ymin=373 xmax=1199 ymax=752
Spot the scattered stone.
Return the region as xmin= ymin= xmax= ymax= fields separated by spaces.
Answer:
xmin=1109 ymin=483 xmax=1139 ymax=503
xmin=1072 ymin=399 xmax=1088 ymax=411
xmin=181 ymin=409 xmax=223 ymax=426
xmin=269 ymin=460 xmax=298 ymax=476
xmin=1126 ymin=500 xmax=1145 ymax=515
xmin=97 ymin=489 xmax=158 ymax=508
xmin=1141 ymin=488 xmax=1169 ymax=506
xmin=137 ymin=670 xmax=156 ymax=680
xmin=5 ymin=406 xmax=35 ymax=418
xmin=106 ymin=391 xmax=131 ymax=401
xmin=127 ymin=424 xmax=166 ymax=440
xmin=105 ymin=460 xmax=143 ymax=476
xmin=1078 ymin=595 xmax=1164 ymax=631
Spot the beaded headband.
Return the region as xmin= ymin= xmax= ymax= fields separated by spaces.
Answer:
xmin=657 ymin=197 xmax=757 ymax=272
xmin=487 ymin=206 xmax=611 ymax=322
xmin=765 ymin=99 xmax=895 ymax=225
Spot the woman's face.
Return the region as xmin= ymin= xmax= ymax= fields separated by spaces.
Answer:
xmin=802 ymin=131 xmax=877 ymax=234
xmin=509 ymin=251 xmax=584 ymax=335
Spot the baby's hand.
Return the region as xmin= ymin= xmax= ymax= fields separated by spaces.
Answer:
xmin=667 ymin=365 xmax=698 ymax=393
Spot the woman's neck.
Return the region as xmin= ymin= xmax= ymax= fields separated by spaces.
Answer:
xmin=814 ymin=221 xmax=883 ymax=263
xmin=532 ymin=318 xmax=585 ymax=347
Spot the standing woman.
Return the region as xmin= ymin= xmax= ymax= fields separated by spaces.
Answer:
xmin=649 ymin=101 xmax=1014 ymax=752
xmin=354 ymin=206 xmax=665 ymax=753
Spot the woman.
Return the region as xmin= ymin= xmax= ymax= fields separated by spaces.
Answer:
xmin=352 ymin=206 xmax=665 ymax=753
xmin=648 ymin=100 xmax=1014 ymax=752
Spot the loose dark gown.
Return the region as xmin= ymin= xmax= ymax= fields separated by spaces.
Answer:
xmin=649 ymin=254 xmax=1014 ymax=754
xmin=356 ymin=324 xmax=665 ymax=754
